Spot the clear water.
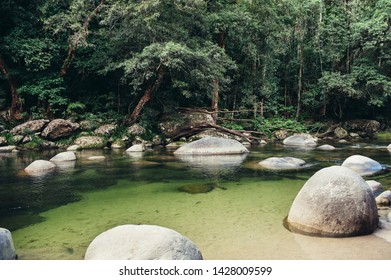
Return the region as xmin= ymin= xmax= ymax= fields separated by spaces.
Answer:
xmin=1 ymin=141 xmax=391 ymax=260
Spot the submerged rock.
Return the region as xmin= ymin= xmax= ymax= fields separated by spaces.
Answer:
xmin=24 ymin=160 xmax=56 ymax=175
xmin=85 ymin=224 xmax=203 ymax=260
xmin=258 ymin=157 xmax=306 ymax=170
xmin=178 ymin=182 xmax=220 ymax=194
xmin=341 ymin=155 xmax=382 ymax=176
xmin=174 ymin=137 xmax=249 ymax=155
xmin=287 ymin=166 xmax=378 ymax=237
xmin=0 ymin=228 xmax=16 ymax=260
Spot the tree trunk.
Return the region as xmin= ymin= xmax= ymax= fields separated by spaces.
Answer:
xmin=211 ymin=32 xmax=225 ymax=122
xmin=128 ymin=64 xmax=165 ymax=123
xmin=0 ymin=55 xmax=23 ymax=119
xmin=211 ymin=79 xmax=219 ymax=121
xmin=296 ymin=44 xmax=303 ymax=121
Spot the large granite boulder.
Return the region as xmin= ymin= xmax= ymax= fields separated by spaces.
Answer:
xmin=341 ymin=155 xmax=382 ymax=176
xmin=334 ymin=127 xmax=348 ymax=139
xmin=94 ymin=124 xmax=117 ymax=136
xmin=343 ymin=119 xmax=380 ymax=137
xmin=287 ymin=166 xmax=378 ymax=237
xmin=159 ymin=111 xmax=214 ymax=139
xmin=84 ymin=224 xmax=203 ymax=260
xmin=50 ymin=151 xmax=76 ymax=162
xmin=74 ymin=136 xmax=106 ymax=149
xmin=127 ymin=124 xmax=146 ymax=136
xmin=258 ymin=157 xmax=306 ymax=170
xmin=283 ymin=134 xmax=317 ymax=147
xmin=174 ymin=137 xmax=249 ymax=155
xmin=10 ymin=119 xmax=49 ymax=135
xmin=41 ymin=119 xmax=80 ymax=140
xmin=24 ymin=160 xmax=56 ymax=175
xmin=0 ymin=228 xmax=16 ymax=260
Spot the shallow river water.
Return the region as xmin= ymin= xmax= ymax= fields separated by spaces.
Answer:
xmin=1 ymin=140 xmax=391 ymax=260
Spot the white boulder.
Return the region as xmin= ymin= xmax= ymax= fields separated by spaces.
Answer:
xmin=85 ymin=224 xmax=203 ymax=260
xmin=287 ymin=166 xmax=378 ymax=237
xmin=341 ymin=155 xmax=382 ymax=176
xmin=50 ymin=151 xmax=76 ymax=162
xmin=258 ymin=157 xmax=306 ymax=170
xmin=0 ymin=228 xmax=16 ymax=260
xmin=174 ymin=137 xmax=249 ymax=155
xmin=24 ymin=160 xmax=56 ymax=175
xmin=283 ymin=134 xmax=317 ymax=147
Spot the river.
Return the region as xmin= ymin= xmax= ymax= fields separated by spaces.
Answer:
xmin=1 ymin=140 xmax=391 ymax=259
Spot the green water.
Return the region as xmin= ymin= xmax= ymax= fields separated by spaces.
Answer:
xmin=1 ymin=142 xmax=391 ymax=259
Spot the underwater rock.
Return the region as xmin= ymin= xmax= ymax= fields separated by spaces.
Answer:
xmin=85 ymin=224 xmax=203 ymax=260
xmin=174 ymin=137 xmax=249 ymax=155
xmin=178 ymin=182 xmax=219 ymax=194
xmin=341 ymin=155 xmax=382 ymax=176
xmin=0 ymin=228 xmax=16 ymax=260
xmin=287 ymin=166 xmax=378 ymax=237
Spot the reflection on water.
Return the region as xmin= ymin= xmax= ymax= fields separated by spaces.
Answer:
xmin=1 ymin=140 xmax=391 ymax=260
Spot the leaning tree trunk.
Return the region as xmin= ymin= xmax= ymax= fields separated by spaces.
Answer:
xmin=128 ymin=64 xmax=165 ymax=123
xmin=0 ymin=55 xmax=23 ymax=120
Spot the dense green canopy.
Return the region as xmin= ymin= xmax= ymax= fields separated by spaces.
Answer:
xmin=0 ymin=0 xmax=390 ymax=127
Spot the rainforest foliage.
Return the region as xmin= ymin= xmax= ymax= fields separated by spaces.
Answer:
xmin=0 ymin=0 xmax=390 ymax=128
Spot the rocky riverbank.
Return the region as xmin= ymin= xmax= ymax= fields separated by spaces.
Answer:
xmin=0 ymin=111 xmax=386 ymax=152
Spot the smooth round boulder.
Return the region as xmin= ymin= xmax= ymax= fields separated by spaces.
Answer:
xmin=174 ymin=137 xmax=249 ymax=155
xmin=85 ymin=224 xmax=203 ymax=260
xmin=24 ymin=160 xmax=56 ymax=175
xmin=287 ymin=166 xmax=378 ymax=237
xmin=67 ymin=145 xmax=81 ymax=151
xmin=341 ymin=155 xmax=382 ymax=176
xmin=283 ymin=134 xmax=317 ymax=147
xmin=258 ymin=157 xmax=306 ymax=170
xmin=0 ymin=146 xmax=17 ymax=153
xmin=50 ymin=151 xmax=76 ymax=162
xmin=126 ymin=144 xmax=145 ymax=152
xmin=0 ymin=228 xmax=16 ymax=260
xmin=317 ymin=144 xmax=336 ymax=151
